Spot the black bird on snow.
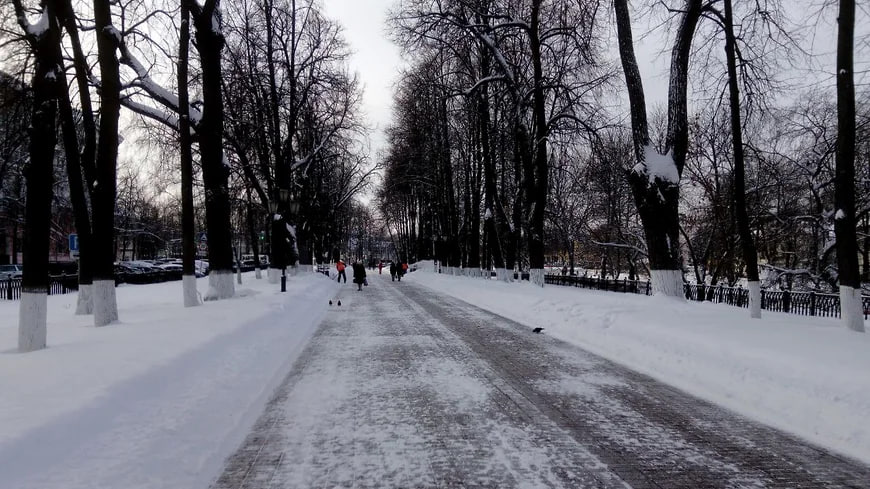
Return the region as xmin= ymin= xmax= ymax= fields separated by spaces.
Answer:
xmin=532 ymin=327 xmax=544 ymax=334
xmin=337 ymin=300 xmax=342 ymax=306
xmin=329 ymin=300 xmax=332 ymax=306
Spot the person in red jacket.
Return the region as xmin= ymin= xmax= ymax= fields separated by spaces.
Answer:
xmin=378 ymin=261 xmax=383 ymax=275
xmin=336 ymin=259 xmax=347 ymax=283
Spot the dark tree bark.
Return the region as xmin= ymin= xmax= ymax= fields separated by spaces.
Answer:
xmin=480 ymin=89 xmax=506 ymax=275
xmin=189 ymin=0 xmax=235 ymax=299
xmin=245 ymin=197 xmax=262 ymax=278
xmin=178 ymin=0 xmax=199 ymax=306
xmin=59 ymin=0 xmax=96 ymax=315
xmin=834 ymin=0 xmax=865 ymax=331
xmin=723 ymin=0 xmax=761 ymax=317
xmin=527 ymin=0 xmax=548 ymax=286
xmin=92 ymin=0 xmax=121 ymax=325
xmin=57 ymin=74 xmax=93 ymax=314
xmin=13 ymin=0 xmax=64 ymax=351
xmin=613 ymin=0 xmax=702 ymax=296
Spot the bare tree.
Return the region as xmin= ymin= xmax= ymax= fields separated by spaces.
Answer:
xmin=91 ymin=0 xmax=122 ymax=325
xmin=834 ymin=0 xmax=865 ymax=331
xmin=10 ymin=0 xmax=64 ymax=351
xmin=178 ymin=0 xmax=199 ymax=306
xmin=721 ymin=0 xmax=761 ymax=316
xmin=612 ymin=0 xmax=702 ymax=296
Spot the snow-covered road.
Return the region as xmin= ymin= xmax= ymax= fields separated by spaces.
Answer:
xmin=212 ymin=274 xmax=870 ymax=488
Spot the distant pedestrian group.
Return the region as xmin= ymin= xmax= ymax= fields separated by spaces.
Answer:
xmin=335 ymin=258 xmax=409 ymax=290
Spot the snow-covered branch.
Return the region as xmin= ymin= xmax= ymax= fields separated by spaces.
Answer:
xmin=592 ymin=240 xmax=648 ymax=257
xmin=120 ymin=97 xmax=180 ymax=130
xmin=118 ymin=42 xmax=202 ymax=130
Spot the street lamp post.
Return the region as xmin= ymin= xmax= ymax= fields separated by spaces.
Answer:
xmin=278 ymin=189 xmax=291 ymax=292
xmin=268 ymin=197 xmax=287 ymax=293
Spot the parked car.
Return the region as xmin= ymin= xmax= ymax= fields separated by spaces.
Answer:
xmin=0 ymin=264 xmax=23 ymax=280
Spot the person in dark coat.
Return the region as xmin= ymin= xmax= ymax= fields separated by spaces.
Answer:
xmin=352 ymin=261 xmax=367 ymax=291
xmin=389 ymin=262 xmax=397 ymax=281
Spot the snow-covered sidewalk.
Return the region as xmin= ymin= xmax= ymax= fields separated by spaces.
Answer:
xmin=407 ymin=265 xmax=870 ymax=465
xmin=0 ymin=272 xmax=336 ymax=489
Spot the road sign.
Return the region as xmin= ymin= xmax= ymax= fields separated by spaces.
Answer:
xmin=198 ymin=232 xmax=207 ymax=243
xmin=69 ymin=234 xmax=79 ymax=259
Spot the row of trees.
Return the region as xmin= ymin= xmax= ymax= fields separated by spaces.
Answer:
xmin=1 ymin=0 xmax=372 ymax=352
xmin=379 ymin=0 xmax=867 ymax=331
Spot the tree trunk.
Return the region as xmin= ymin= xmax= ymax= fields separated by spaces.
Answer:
xmin=92 ymin=0 xmax=121 ymax=326
xmin=613 ymin=0 xmax=701 ymax=297
xmin=481 ymin=103 xmax=505 ymax=275
xmin=527 ymin=0 xmax=548 ymax=287
xmin=17 ymin=0 xmax=63 ymax=351
xmin=179 ymin=0 xmax=199 ymax=306
xmin=723 ymin=0 xmax=761 ymax=318
xmin=60 ymin=0 xmax=97 ymax=315
xmin=834 ymin=0 xmax=865 ymax=332
xmin=862 ymin=215 xmax=869 ymax=281
xmin=246 ymin=199 xmax=262 ymax=279
xmin=192 ymin=0 xmax=235 ymax=300
xmin=58 ymin=70 xmax=94 ymax=316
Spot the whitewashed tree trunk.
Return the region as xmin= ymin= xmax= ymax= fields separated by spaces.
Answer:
xmin=75 ymin=284 xmax=93 ymax=315
xmin=93 ymin=279 xmax=118 ymax=327
xmin=236 ymin=267 xmax=242 ymax=285
xmin=204 ymin=270 xmax=235 ymax=301
xmin=19 ymin=292 xmax=47 ymax=352
xmin=748 ymin=281 xmax=762 ymax=319
xmin=267 ymin=267 xmax=279 ymax=284
xmin=496 ymin=268 xmax=510 ymax=282
xmin=841 ymin=286 xmax=866 ymax=332
xmin=255 ymin=267 xmax=262 ymax=279
xmin=183 ymin=274 xmax=200 ymax=307
xmin=530 ymin=268 xmax=545 ymax=287
xmin=650 ymin=269 xmax=684 ymax=297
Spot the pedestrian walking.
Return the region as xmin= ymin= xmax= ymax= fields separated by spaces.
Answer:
xmin=336 ymin=259 xmax=347 ymax=283
xmin=352 ymin=261 xmax=367 ymax=291
xmin=390 ymin=262 xmax=397 ymax=281
xmin=397 ymin=262 xmax=408 ymax=282
xmin=378 ymin=261 xmax=383 ymax=275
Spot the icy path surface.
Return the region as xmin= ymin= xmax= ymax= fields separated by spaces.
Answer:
xmin=213 ymin=276 xmax=870 ymax=489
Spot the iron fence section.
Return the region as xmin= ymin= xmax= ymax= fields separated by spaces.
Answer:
xmin=2 ymin=275 xmax=79 ymax=301
xmin=547 ymin=275 xmax=869 ymax=320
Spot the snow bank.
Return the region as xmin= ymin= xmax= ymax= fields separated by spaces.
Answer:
xmin=408 ymin=270 xmax=870 ymax=465
xmin=0 ymin=272 xmax=336 ymax=489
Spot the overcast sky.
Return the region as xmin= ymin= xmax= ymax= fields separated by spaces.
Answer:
xmin=320 ymin=0 xmax=405 ymax=158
